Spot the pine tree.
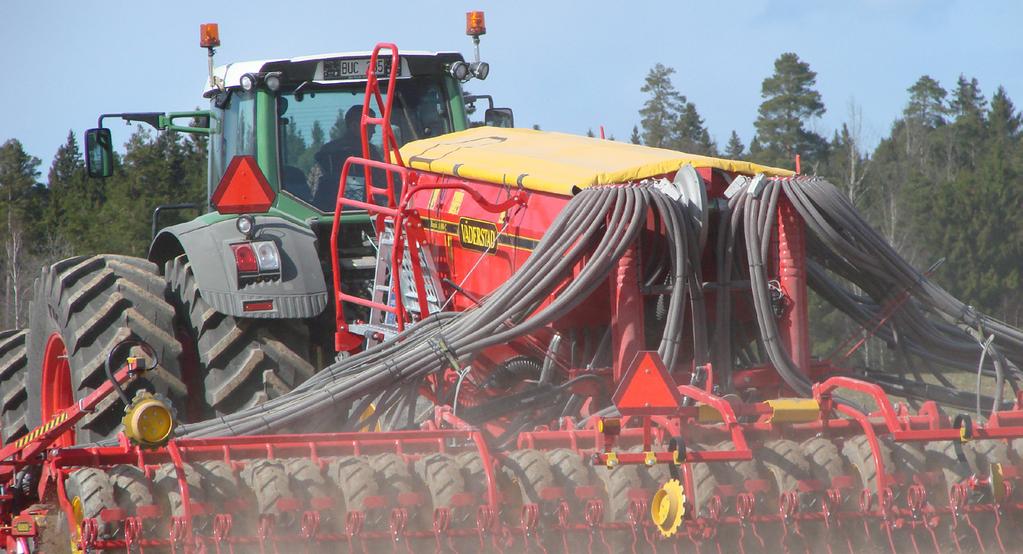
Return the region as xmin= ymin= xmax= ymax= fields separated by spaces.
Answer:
xmin=586 ymin=128 xmax=595 ymax=138
xmin=639 ymin=64 xmax=684 ymax=148
xmin=725 ymin=131 xmax=744 ymax=158
xmin=750 ymin=52 xmax=827 ymax=169
xmin=901 ymin=75 xmax=950 ymax=175
xmin=905 ymin=75 xmax=948 ymax=128
xmin=630 ymin=125 xmax=641 ymax=145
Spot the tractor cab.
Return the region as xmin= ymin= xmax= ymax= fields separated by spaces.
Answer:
xmin=205 ymin=50 xmax=497 ymax=216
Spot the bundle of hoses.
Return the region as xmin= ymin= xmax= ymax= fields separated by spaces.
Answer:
xmin=177 ymin=184 xmax=707 ymax=438
xmin=729 ymin=176 xmax=1023 ymax=414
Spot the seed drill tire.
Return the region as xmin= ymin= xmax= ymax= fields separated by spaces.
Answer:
xmin=501 ymin=449 xmax=556 ymax=509
xmin=0 ymin=329 xmax=28 ymax=444
xmin=194 ymin=460 xmax=240 ymax=508
xmin=326 ymin=456 xmax=379 ymax=523
xmin=64 ymin=468 xmax=117 ymax=539
xmin=25 ymin=255 xmax=187 ymax=443
xmin=545 ymin=448 xmax=593 ymax=510
xmin=756 ymin=439 xmax=813 ymax=507
xmin=108 ymin=465 xmax=157 ymax=536
xmin=153 ymin=463 xmax=206 ymax=519
xmin=165 ymin=255 xmax=315 ymax=416
xmin=840 ymin=435 xmax=894 ymax=496
xmin=108 ymin=465 xmax=154 ymax=514
xmin=239 ymin=459 xmax=293 ymax=516
xmin=414 ymin=453 xmax=467 ymax=511
xmin=284 ymin=458 xmax=330 ymax=505
xmin=594 ymin=463 xmax=642 ymax=523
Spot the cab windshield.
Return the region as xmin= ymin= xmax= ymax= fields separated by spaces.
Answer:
xmin=277 ymin=78 xmax=453 ymax=212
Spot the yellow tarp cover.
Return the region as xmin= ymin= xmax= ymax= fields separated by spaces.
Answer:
xmin=399 ymin=127 xmax=794 ymax=195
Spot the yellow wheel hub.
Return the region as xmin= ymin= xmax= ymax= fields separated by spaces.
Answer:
xmin=122 ymin=391 xmax=175 ymax=448
xmin=992 ymin=462 xmax=1006 ymax=502
xmin=650 ymin=478 xmax=686 ymax=537
xmin=70 ymin=496 xmax=84 ymax=554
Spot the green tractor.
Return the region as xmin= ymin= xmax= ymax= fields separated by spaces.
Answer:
xmin=0 ymin=17 xmax=512 ymax=444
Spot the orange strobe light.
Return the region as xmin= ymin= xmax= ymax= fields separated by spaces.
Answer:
xmin=466 ymin=11 xmax=486 ymax=37
xmin=200 ymin=23 xmax=221 ymax=48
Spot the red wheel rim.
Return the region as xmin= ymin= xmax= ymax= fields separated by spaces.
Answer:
xmin=40 ymin=332 xmax=75 ymax=447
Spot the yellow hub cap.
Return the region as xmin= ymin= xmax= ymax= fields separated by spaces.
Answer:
xmin=70 ymin=496 xmax=84 ymax=554
xmin=122 ymin=391 xmax=175 ymax=447
xmin=650 ymin=478 xmax=685 ymax=537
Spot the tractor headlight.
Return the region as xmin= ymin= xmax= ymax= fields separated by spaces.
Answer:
xmin=240 ymin=73 xmax=257 ymax=92
xmin=264 ymin=72 xmax=282 ymax=92
xmin=450 ymin=61 xmax=470 ymax=82
xmin=472 ymin=62 xmax=490 ymax=80
xmin=253 ymin=241 xmax=281 ymax=272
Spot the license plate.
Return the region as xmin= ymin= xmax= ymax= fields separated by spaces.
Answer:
xmin=323 ymin=57 xmax=403 ymax=80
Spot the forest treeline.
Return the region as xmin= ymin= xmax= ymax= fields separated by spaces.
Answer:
xmin=1 ymin=52 xmax=1021 ymax=366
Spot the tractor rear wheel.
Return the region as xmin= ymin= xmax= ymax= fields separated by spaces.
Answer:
xmin=166 ymin=255 xmax=314 ymax=415
xmin=0 ymin=329 xmax=28 ymax=444
xmin=26 ymin=255 xmax=187 ymax=444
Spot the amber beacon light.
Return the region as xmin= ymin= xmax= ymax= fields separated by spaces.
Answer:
xmin=466 ymin=11 xmax=486 ymax=37
xmin=200 ymin=22 xmax=221 ymax=48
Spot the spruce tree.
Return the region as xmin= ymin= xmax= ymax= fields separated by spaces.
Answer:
xmin=725 ymin=131 xmax=744 ymax=158
xmin=639 ymin=64 xmax=715 ymax=153
xmin=629 ymin=125 xmax=641 ymax=145
xmin=675 ymin=103 xmax=716 ymax=155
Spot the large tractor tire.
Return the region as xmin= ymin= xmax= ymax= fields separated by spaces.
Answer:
xmin=0 ymin=329 xmax=29 ymax=444
xmin=166 ymin=255 xmax=314 ymax=415
xmin=25 ymin=256 xmax=187 ymax=444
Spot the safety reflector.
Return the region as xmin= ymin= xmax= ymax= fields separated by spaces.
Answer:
xmin=243 ymin=300 xmax=274 ymax=312
xmin=212 ymin=155 xmax=275 ymax=214
xmin=612 ymin=351 xmax=681 ymax=415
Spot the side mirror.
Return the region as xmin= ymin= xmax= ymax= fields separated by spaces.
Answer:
xmin=484 ymin=107 xmax=514 ymax=128
xmin=85 ymin=128 xmax=114 ymax=178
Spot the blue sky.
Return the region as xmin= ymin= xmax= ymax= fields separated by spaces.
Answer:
xmin=3 ymin=0 xmax=1022 ymax=174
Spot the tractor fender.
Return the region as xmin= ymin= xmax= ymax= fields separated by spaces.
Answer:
xmin=149 ymin=216 xmax=328 ymax=319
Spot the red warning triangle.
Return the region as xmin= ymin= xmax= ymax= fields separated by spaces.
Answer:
xmin=212 ymin=155 xmax=276 ymax=214
xmin=612 ymin=351 xmax=682 ymax=415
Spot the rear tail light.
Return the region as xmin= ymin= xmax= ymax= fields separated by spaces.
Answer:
xmin=231 ymin=243 xmax=258 ymax=273
xmin=231 ymin=241 xmax=282 ymax=283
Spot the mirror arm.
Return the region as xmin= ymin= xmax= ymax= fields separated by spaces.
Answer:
xmin=96 ymin=111 xmax=214 ymax=135
xmin=98 ymin=112 xmax=166 ymax=131
xmin=464 ymin=94 xmax=495 ymax=110
xmin=165 ymin=111 xmax=215 ymax=135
